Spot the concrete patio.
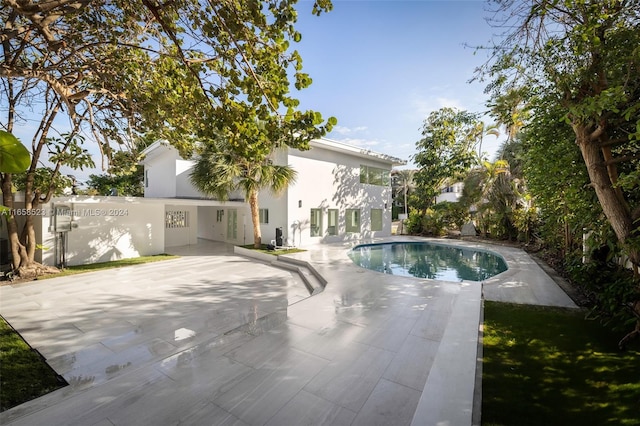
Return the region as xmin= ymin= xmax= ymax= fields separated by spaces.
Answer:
xmin=0 ymin=237 xmax=576 ymax=426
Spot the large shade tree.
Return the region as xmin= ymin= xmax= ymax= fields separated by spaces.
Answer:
xmin=480 ymin=0 xmax=640 ymax=347
xmin=1 ymin=0 xmax=334 ymax=277
xmin=412 ymin=107 xmax=480 ymax=211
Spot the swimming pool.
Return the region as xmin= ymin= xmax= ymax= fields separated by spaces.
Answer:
xmin=348 ymin=241 xmax=508 ymax=282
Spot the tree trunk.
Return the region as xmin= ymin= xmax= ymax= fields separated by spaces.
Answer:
xmin=248 ymin=190 xmax=261 ymax=248
xmin=2 ymin=174 xmax=58 ymax=279
xmin=575 ymin=126 xmax=639 ymax=266
xmin=575 ymin=125 xmax=640 ymax=349
xmin=1 ymin=173 xmax=27 ymax=270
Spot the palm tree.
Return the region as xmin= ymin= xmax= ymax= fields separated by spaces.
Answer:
xmin=397 ymin=169 xmax=416 ymax=218
xmin=392 ymin=169 xmax=415 ymax=234
xmin=191 ymin=138 xmax=296 ymax=248
xmin=488 ymin=88 xmax=529 ymax=143
xmin=469 ymin=122 xmax=500 ymax=161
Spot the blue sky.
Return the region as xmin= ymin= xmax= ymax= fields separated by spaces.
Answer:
xmin=292 ymin=0 xmax=504 ymax=166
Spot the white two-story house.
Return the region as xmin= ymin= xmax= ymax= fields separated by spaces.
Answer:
xmin=1 ymin=137 xmax=404 ymax=269
xmin=141 ymin=137 xmax=405 ymax=248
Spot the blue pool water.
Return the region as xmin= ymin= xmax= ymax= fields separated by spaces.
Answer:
xmin=348 ymin=242 xmax=508 ymax=282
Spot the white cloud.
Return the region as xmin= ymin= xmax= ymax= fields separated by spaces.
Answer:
xmin=332 ymin=125 xmax=368 ymax=135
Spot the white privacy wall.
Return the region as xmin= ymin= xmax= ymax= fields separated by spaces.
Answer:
xmin=164 ymin=204 xmax=198 ymax=247
xmin=39 ymin=197 xmax=165 ymax=266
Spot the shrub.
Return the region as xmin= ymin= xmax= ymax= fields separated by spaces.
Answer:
xmin=565 ymin=251 xmax=639 ymax=332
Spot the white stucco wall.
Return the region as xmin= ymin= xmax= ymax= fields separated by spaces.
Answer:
xmin=175 ymin=159 xmax=204 ymax=198
xmin=39 ymin=197 xmax=165 ymax=266
xmin=143 ymin=145 xmax=178 ymax=198
xmin=286 ymin=146 xmax=393 ymax=247
xmin=164 ymin=204 xmax=198 ymax=247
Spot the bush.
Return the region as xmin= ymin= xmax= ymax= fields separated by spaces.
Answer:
xmin=406 ymin=209 xmax=446 ymax=236
xmin=433 ymin=201 xmax=469 ymax=231
xmin=405 ymin=209 xmax=424 ymax=234
xmin=565 ymin=251 xmax=639 ymax=332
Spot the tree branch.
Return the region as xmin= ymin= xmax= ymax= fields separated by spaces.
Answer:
xmin=140 ymin=0 xmax=215 ymax=110
xmin=208 ymin=0 xmax=279 ymax=114
xmin=604 ymin=153 xmax=640 ymax=166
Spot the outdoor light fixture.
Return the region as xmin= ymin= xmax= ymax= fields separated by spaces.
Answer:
xmin=298 ymin=200 xmax=302 ymax=208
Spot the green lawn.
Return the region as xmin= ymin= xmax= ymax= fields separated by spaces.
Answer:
xmin=39 ymin=254 xmax=179 ymax=279
xmin=0 ymin=318 xmax=65 ymax=412
xmin=240 ymin=244 xmax=306 ymax=256
xmin=482 ymin=301 xmax=640 ymax=426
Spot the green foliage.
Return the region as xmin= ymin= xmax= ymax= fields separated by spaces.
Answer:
xmin=191 ymin=131 xmax=297 ymax=247
xmin=565 ymin=253 xmax=640 ymax=332
xmin=12 ymin=169 xmax=74 ymax=197
xmin=2 ymin=1 xmax=335 ymax=268
xmin=405 ymin=208 xmax=446 ymax=237
xmin=1 ymin=318 xmax=65 ymax=411
xmin=405 ymin=209 xmax=422 ymax=235
xmin=512 ymin=194 xmax=538 ymax=243
xmin=520 ymin=98 xmax=601 ymax=253
xmin=190 ymin=134 xmax=297 ymax=201
xmin=46 ymin=134 xmax=95 ymax=171
xmin=482 ymin=0 xmax=640 ymax=267
xmin=483 ymin=301 xmax=640 ymax=426
xmin=86 ymin=168 xmax=144 ymax=197
xmin=433 ymin=201 xmax=469 ymax=231
xmin=412 ymin=108 xmax=480 ymax=206
xmin=0 ymin=131 xmax=30 ymax=173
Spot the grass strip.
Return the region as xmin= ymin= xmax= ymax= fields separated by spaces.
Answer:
xmin=240 ymin=244 xmax=306 ymax=256
xmin=0 ymin=318 xmax=66 ymax=412
xmin=482 ymin=301 xmax=640 ymax=426
xmin=40 ymin=254 xmax=179 ymax=279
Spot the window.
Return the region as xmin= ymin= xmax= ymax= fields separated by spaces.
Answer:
xmin=327 ymin=209 xmax=338 ymax=236
xmin=259 ymin=208 xmax=269 ymax=224
xmin=145 ymin=170 xmax=149 ymax=188
xmin=371 ymin=209 xmax=383 ymax=231
xmin=346 ymin=209 xmax=360 ymax=233
xmin=368 ymin=168 xmax=383 ymax=186
xmin=360 ymin=165 xmax=390 ymax=186
xmin=166 ymin=210 xmax=189 ymax=228
xmin=216 ymin=209 xmax=224 ymax=222
xmin=310 ymin=208 xmax=322 ymax=237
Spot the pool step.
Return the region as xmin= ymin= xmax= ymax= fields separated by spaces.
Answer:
xmin=275 ymin=257 xmax=327 ymax=296
xmin=233 ymin=246 xmax=327 ymax=300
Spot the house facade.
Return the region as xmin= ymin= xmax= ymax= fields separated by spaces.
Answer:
xmin=0 ymin=138 xmax=403 ymax=269
xmin=141 ymin=138 xmax=405 ymax=248
xmin=435 ymin=181 xmax=464 ymax=204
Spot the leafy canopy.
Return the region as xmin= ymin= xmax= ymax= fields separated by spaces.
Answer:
xmin=412 ymin=108 xmax=480 ymax=207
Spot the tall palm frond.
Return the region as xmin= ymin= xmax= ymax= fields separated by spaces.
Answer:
xmin=190 ymin=136 xmax=297 ymax=248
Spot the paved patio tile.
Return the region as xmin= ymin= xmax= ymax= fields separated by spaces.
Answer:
xmin=0 ymin=237 xmax=577 ymax=425
xmin=265 ymin=390 xmax=357 ymax=426
xmin=303 ymin=343 xmax=396 ymax=412
xmin=351 ymin=378 xmax=421 ymax=426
